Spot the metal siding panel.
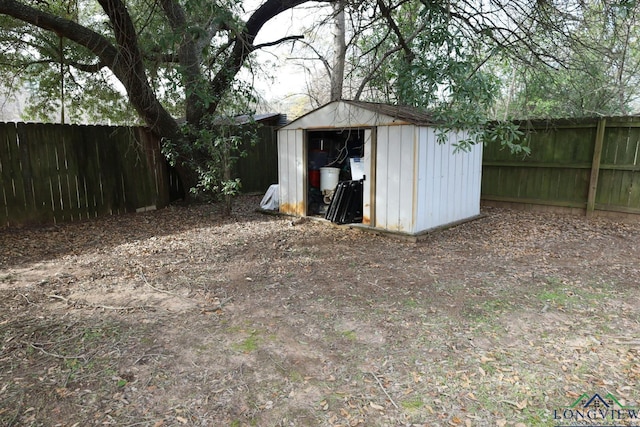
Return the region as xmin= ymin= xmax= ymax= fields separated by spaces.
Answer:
xmin=422 ymin=128 xmax=436 ymax=230
xmin=448 ymin=133 xmax=458 ymax=220
xmin=386 ymin=126 xmax=402 ymax=230
xmin=462 ymin=135 xmax=482 ymax=218
xmin=294 ymin=129 xmax=305 ymax=215
xmin=278 ymin=129 xmax=305 ymax=215
xmin=452 ymin=135 xmax=462 ymax=219
xmin=470 ymin=134 xmax=482 ymax=217
xmin=282 ymin=130 xmax=294 ymax=212
xmin=442 ymin=135 xmax=453 ymax=224
xmin=447 ymin=134 xmax=458 ymax=222
xmin=472 ymin=141 xmax=483 ymax=215
xmin=436 ymin=134 xmax=448 ymax=226
xmin=363 ymin=129 xmax=373 ymax=225
xmin=375 ymin=127 xmax=389 ymax=229
xmin=463 ymin=136 xmax=475 ymax=218
xmin=454 ymin=134 xmax=465 ymax=219
xmin=286 ymin=130 xmax=296 ymax=211
xmin=464 ymin=135 xmax=476 ymax=216
xmin=429 ymin=129 xmax=443 ymax=228
xmin=277 ymin=130 xmax=288 ymax=210
xmin=463 ymin=135 xmax=476 ymax=218
xmin=422 ymin=127 xmax=440 ymax=230
xmin=398 ymin=125 xmax=416 ymax=233
xmin=415 ymin=127 xmax=429 ymax=231
xmin=445 ymin=132 xmax=462 ymax=222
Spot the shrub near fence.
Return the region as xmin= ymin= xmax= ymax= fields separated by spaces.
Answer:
xmin=0 ymin=122 xmax=173 ymax=227
xmin=482 ymin=116 xmax=640 ymax=216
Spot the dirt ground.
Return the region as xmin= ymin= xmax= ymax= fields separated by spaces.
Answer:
xmin=2 ymin=195 xmax=640 ymax=427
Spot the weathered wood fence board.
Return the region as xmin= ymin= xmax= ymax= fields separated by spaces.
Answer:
xmin=482 ymin=117 xmax=640 ymax=216
xmin=0 ymin=122 xmax=170 ymax=227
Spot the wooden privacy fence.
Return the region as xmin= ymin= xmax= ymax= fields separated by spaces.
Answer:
xmin=482 ymin=116 xmax=640 ymax=216
xmin=0 ymin=122 xmax=175 ymax=227
xmin=234 ymin=125 xmax=278 ymax=193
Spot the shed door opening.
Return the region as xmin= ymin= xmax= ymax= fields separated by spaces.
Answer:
xmin=307 ymin=129 xmax=365 ymax=221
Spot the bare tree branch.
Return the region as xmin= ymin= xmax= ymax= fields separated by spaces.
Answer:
xmin=254 ymin=34 xmax=304 ymax=50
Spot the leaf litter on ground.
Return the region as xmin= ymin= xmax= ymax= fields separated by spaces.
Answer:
xmin=1 ymin=197 xmax=640 ymax=425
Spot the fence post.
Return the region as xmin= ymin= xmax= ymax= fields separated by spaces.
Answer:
xmin=586 ymin=118 xmax=606 ymax=217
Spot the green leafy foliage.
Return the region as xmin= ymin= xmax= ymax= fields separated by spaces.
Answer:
xmin=348 ymin=1 xmax=533 ymax=153
xmin=493 ymin=0 xmax=640 ymax=119
xmin=162 ymin=119 xmax=257 ymax=211
xmin=483 ymin=121 xmax=529 ymax=156
xmin=162 ymin=82 xmax=258 ymax=212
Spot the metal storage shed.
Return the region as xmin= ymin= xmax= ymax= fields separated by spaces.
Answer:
xmin=277 ymin=100 xmax=482 ymax=237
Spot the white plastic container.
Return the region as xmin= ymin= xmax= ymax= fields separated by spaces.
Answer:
xmin=320 ymin=167 xmax=340 ymax=192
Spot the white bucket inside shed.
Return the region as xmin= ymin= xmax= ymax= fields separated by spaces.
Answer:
xmin=320 ymin=167 xmax=340 ymax=192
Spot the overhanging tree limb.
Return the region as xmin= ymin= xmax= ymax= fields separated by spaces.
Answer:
xmin=206 ymin=0 xmax=328 ymax=114
xmin=254 ymin=34 xmax=304 ymax=50
xmin=0 ymin=0 xmax=118 ymax=64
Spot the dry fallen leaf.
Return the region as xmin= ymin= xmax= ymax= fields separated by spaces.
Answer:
xmin=517 ymin=399 xmax=527 ymax=410
xmin=369 ymin=402 xmax=384 ymax=411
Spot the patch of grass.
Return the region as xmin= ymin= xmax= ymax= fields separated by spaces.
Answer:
xmin=480 ymin=362 xmax=497 ymax=375
xmin=401 ymin=396 xmax=424 ymax=410
xmin=233 ymin=331 xmax=261 ymax=353
xmin=289 ymin=370 xmax=304 ymax=383
xmin=520 ymin=408 xmax=547 ymax=425
xmin=481 ymin=298 xmax=511 ymax=313
xmin=538 ymin=290 xmax=570 ymax=305
xmin=403 ymin=299 xmax=419 ymax=309
xmin=340 ymin=330 xmax=357 ymax=341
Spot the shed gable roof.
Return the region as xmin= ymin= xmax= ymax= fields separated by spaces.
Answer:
xmin=342 ymin=101 xmax=434 ymax=126
xmin=280 ymin=100 xmax=434 ymax=130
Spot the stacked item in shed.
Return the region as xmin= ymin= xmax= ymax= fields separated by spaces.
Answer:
xmin=325 ymin=179 xmax=363 ymax=224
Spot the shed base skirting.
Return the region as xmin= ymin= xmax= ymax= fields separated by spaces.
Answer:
xmin=343 ymin=215 xmax=486 ymax=242
xmin=258 ymin=209 xmax=485 ymax=242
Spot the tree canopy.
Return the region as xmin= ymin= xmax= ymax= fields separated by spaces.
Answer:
xmin=283 ymin=0 xmax=640 ymax=119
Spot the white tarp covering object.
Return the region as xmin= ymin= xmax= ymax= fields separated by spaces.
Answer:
xmin=260 ymin=184 xmax=279 ymax=210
